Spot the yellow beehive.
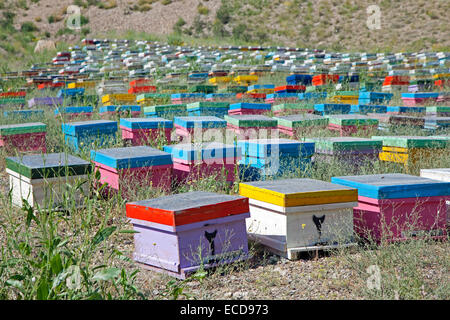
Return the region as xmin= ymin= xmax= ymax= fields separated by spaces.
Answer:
xmin=209 ymin=76 xmax=232 ymax=84
xmin=234 ymin=75 xmax=258 ymax=85
xmin=68 ymin=81 xmax=97 ymax=89
xmin=101 ymin=94 xmax=136 ymax=104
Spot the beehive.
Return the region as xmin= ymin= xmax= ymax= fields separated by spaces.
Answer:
xmin=240 ymin=178 xmax=358 ymax=259
xmin=0 ymin=122 xmax=47 ymax=153
xmin=119 ymin=117 xmax=173 ymax=145
xmin=331 ymin=174 xmax=449 ymax=243
xmin=126 ymin=191 xmax=250 ymax=278
xmin=62 ymin=120 xmax=118 ymax=152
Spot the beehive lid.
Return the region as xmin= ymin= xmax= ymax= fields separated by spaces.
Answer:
xmin=0 ymin=122 xmax=46 ymax=135
xmin=6 ymin=153 xmax=92 ymax=179
xmin=274 ymin=114 xmax=328 ymax=128
xmin=371 ymin=136 xmax=447 ymax=148
xmin=239 ymin=178 xmax=357 ymax=207
xmin=229 ymin=103 xmax=271 ymax=110
xmin=143 ymin=104 xmax=187 ymax=113
xmin=91 ymin=146 xmax=172 ymax=169
xmin=331 ymin=173 xmax=450 ymax=199
xmin=126 ymin=191 xmax=249 ymax=226
xmin=174 ymin=116 xmax=227 ymax=128
xmin=305 ymin=137 xmax=382 ymax=152
xmin=119 ymin=117 xmax=173 ymax=129
xmin=237 ymin=139 xmax=315 ymax=158
xmin=62 ymin=120 xmax=118 ymax=136
xmin=224 ymin=115 xmax=277 ymax=127
xmin=163 ymin=142 xmax=239 ymax=161
xmin=325 ymin=114 xmax=379 ymax=126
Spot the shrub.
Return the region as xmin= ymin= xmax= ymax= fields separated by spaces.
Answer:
xmin=21 ymin=22 xmax=39 ymax=33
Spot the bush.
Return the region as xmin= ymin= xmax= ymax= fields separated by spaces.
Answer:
xmin=216 ymin=4 xmax=231 ymax=24
xmin=21 ymin=22 xmax=39 ymax=32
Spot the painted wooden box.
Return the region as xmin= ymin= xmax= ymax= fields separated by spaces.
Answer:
xmin=271 ymin=103 xmax=314 ymax=116
xmin=237 ymin=139 xmax=315 ymax=181
xmin=62 ymin=120 xmax=118 ymax=152
xmin=163 ymin=142 xmax=240 ymax=183
xmin=325 ymin=114 xmax=379 ymax=136
xmin=99 ymin=105 xmax=141 ymax=118
xmin=420 ymin=168 xmax=450 ymax=225
xmin=239 ymin=178 xmax=358 ymax=259
xmin=186 ymin=102 xmax=230 ymax=117
xmin=224 ymin=115 xmax=278 ymax=139
xmin=228 ymin=103 xmax=271 ymax=115
xmin=120 ymin=117 xmax=173 ymax=145
xmin=174 ymin=116 xmax=227 ymax=139
xmin=126 ymin=191 xmax=250 ymax=279
xmin=6 ymin=153 xmax=92 ymax=208
xmin=274 ymin=114 xmax=328 ymax=137
xmin=314 ymin=104 xmax=351 ymax=115
xmin=331 ymin=173 xmax=449 ymax=243
xmin=143 ymin=104 xmax=187 ymax=118
xmin=54 ymin=106 xmax=94 ymax=120
xmin=91 ymin=146 xmax=173 ymax=194
xmin=0 ymin=122 xmax=47 ymax=153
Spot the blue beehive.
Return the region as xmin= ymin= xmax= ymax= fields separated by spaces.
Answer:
xmin=62 ymin=120 xmax=118 ymax=152
xmin=350 ymin=105 xmax=388 ymax=114
xmin=3 ymin=110 xmax=44 ymax=119
xmin=298 ymin=92 xmax=327 ymax=101
xmin=54 ymin=106 xmax=93 ymax=116
xmin=99 ymin=105 xmax=141 ymax=115
xmin=286 ymin=74 xmax=313 ymax=86
xmin=314 ymin=103 xmax=351 ymax=115
xmin=174 ymin=116 xmax=227 ymax=129
xmin=57 ymin=88 xmax=85 ymax=98
xmin=358 ymin=92 xmax=393 ymax=105
xmin=229 ymin=103 xmax=271 ymax=111
xmin=237 ymin=139 xmax=315 ymax=181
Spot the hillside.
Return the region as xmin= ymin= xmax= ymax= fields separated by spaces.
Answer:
xmin=0 ymin=0 xmax=449 ymax=63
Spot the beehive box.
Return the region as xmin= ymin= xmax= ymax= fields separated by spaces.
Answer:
xmin=99 ymin=105 xmax=141 ymax=117
xmin=186 ymin=102 xmax=230 ymax=117
xmin=54 ymin=106 xmax=94 ymax=120
xmin=237 ymin=139 xmax=315 ymax=181
xmin=174 ymin=116 xmax=227 ymax=139
xmin=274 ymin=114 xmax=328 ymax=137
xmin=325 ymin=114 xmax=379 ymax=136
xmin=271 ymin=103 xmax=314 ymax=115
xmin=120 ymin=117 xmax=173 ymax=145
xmin=372 ymin=135 xmax=448 ymax=169
xmin=28 ymin=97 xmax=63 ymax=108
xmin=6 ymin=153 xmax=92 ymax=208
xmin=228 ymin=102 xmax=271 ymax=115
xmin=143 ymin=104 xmax=187 ymax=118
xmin=91 ymin=146 xmax=173 ymax=193
xmin=163 ymin=142 xmax=240 ymax=183
xmin=314 ymin=103 xmax=351 ymax=115
xmin=0 ymin=122 xmax=47 ymax=153
xmin=62 ymin=120 xmax=118 ymax=152
xmin=420 ymin=168 xmax=450 ymax=225
xmin=224 ymin=115 xmax=278 ymax=139
xmin=331 ymin=174 xmax=449 ymax=243
xmin=239 ymin=178 xmax=358 ymax=259
xmin=126 ymin=191 xmax=250 ymax=278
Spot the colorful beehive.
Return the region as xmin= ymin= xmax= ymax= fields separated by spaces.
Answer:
xmin=265 ymin=93 xmax=300 ymax=104
xmin=312 ymin=74 xmax=339 ymax=86
xmin=128 ymin=79 xmax=156 ymax=94
xmin=224 ymin=115 xmax=278 ymax=138
xmin=67 ymin=81 xmax=96 ymax=89
xmin=298 ymin=92 xmax=328 ymax=102
xmin=171 ymin=93 xmax=205 ymax=104
xmin=233 ymin=75 xmax=258 ymax=85
xmin=3 ymin=110 xmax=44 ymax=120
xmin=286 ymin=74 xmax=313 ymax=86
xmin=205 ymin=93 xmax=236 ymax=102
xmin=0 ymin=122 xmax=47 ymax=153
xmin=247 ymin=84 xmax=275 ymax=94
xmin=305 ymin=137 xmax=382 ymax=167
xmin=426 ymin=106 xmax=450 ymax=117
xmin=62 ymin=120 xmax=118 ymax=152
xmin=314 ymin=103 xmax=351 ymax=115
xmin=239 ymin=178 xmax=358 ymax=259
xmin=331 ymin=174 xmax=449 ymax=243
xmin=28 ymin=97 xmax=63 ymax=108
xmin=420 ymin=168 xmax=450 ymax=225
xmin=274 ymin=85 xmax=306 ymax=93
xmin=373 ymin=136 xmax=448 ymax=170
xmin=274 ymin=114 xmax=328 ymax=137
xmin=186 ymin=102 xmax=230 ymax=117
xmin=237 ymin=139 xmax=315 ymax=181
xmin=143 ymin=104 xmax=187 ymax=118
xmin=423 ymin=116 xmax=450 ymax=130
xmin=328 ymin=91 xmax=359 ymax=104
xmin=101 ymin=93 xmax=136 ymax=106
xmin=325 ymin=114 xmax=379 ymax=136
xmin=136 ymin=93 xmax=171 ymax=106
xmin=208 ymin=76 xmax=232 ymax=85
xmin=120 ymin=117 xmax=173 ymax=145
xmin=271 ymin=103 xmax=315 ymax=115
xmin=126 ymin=191 xmax=250 ymax=279
xmin=0 ymin=91 xmax=26 ymax=106
xmin=54 ymin=106 xmax=94 ymax=120
xmin=358 ymin=92 xmax=393 ymax=105
xmin=349 ymin=104 xmax=387 ymax=114
xmin=188 ymin=85 xmax=218 ymax=94
xmin=99 ymin=105 xmax=141 ymax=117
xmin=401 ymin=92 xmax=439 ymax=106
xmin=91 ymin=146 xmax=173 ymax=194
xmin=228 ymin=102 xmax=271 ymax=115
xmin=57 ymin=88 xmax=85 ymax=98
xmin=163 ymin=142 xmax=240 ymax=183
xmin=386 ymin=106 xmax=426 ymax=115
xmin=174 ymin=116 xmax=227 ymax=139
xmin=6 ymin=153 xmax=92 ymax=208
